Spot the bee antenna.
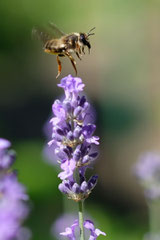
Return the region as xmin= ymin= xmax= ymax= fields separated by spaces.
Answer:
xmin=88 ymin=27 xmax=96 ymax=35
xmin=87 ymin=27 xmax=96 ymax=37
xmin=88 ymin=33 xmax=95 ymax=37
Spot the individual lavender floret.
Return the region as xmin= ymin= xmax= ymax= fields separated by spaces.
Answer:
xmin=60 ymin=219 xmax=78 ymax=240
xmin=60 ymin=219 xmax=106 ymax=240
xmin=84 ymin=220 xmax=106 ymax=240
xmin=0 ymin=138 xmax=16 ymax=170
xmin=51 ymin=213 xmax=78 ymax=239
xmin=134 ymin=152 xmax=160 ymax=200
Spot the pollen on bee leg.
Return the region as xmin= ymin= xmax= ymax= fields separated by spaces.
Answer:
xmin=44 ymin=49 xmax=51 ymax=53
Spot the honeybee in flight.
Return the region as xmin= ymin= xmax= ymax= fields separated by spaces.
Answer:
xmin=33 ymin=23 xmax=95 ymax=78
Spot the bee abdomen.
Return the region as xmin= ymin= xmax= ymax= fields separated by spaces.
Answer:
xmin=44 ymin=39 xmax=66 ymax=54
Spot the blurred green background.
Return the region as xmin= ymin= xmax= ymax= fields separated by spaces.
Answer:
xmin=1 ymin=0 xmax=160 ymax=239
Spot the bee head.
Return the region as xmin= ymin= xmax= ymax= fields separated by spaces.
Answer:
xmin=79 ymin=28 xmax=95 ymax=53
xmin=79 ymin=33 xmax=91 ymax=50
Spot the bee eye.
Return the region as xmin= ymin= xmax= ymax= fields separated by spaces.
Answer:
xmin=80 ymin=34 xmax=85 ymax=41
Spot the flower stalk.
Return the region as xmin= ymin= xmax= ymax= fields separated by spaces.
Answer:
xmin=148 ymin=200 xmax=160 ymax=235
xmin=78 ymin=201 xmax=85 ymax=240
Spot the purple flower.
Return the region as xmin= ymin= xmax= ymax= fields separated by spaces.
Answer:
xmin=43 ymin=82 xmax=96 ymax=167
xmin=48 ymin=75 xmax=103 ymax=238
xmin=0 ymin=173 xmax=29 ymax=240
xmin=60 ymin=219 xmax=78 ymax=240
xmin=0 ymin=138 xmax=31 ymax=240
xmin=0 ymin=138 xmax=11 ymax=149
xmin=48 ymin=75 xmax=99 ymax=194
xmin=134 ymin=152 xmax=160 ymax=199
xmin=84 ymin=220 xmax=106 ymax=240
xmin=0 ymin=138 xmax=15 ymax=170
xmin=51 ymin=213 xmax=97 ymax=239
xmin=59 ymin=219 xmax=106 ymax=240
xmin=52 ymin=100 xmax=67 ymax=121
xmin=57 ymin=75 xmax=85 ymax=98
xmin=58 ymin=159 xmax=76 ymax=180
xmin=51 ymin=213 xmax=78 ymax=239
xmin=58 ymin=175 xmax=98 ymax=201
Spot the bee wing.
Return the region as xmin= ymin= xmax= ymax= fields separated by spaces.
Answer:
xmin=48 ymin=22 xmax=65 ymax=38
xmin=32 ymin=27 xmax=52 ymax=44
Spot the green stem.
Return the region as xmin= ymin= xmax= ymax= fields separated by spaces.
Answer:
xmin=78 ymin=200 xmax=85 ymax=240
xmin=148 ymin=200 xmax=160 ymax=234
xmin=71 ymin=110 xmax=85 ymax=239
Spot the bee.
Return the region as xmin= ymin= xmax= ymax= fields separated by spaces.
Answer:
xmin=32 ymin=23 xmax=95 ymax=78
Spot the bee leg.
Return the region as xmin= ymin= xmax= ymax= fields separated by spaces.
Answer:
xmin=76 ymin=43 xmax=81 ymax=55
xmin=82 ymin=46 xmax=85 ymax=55
xmin=76 ymin=52 xmax=82 ymax=60
xmin=79 ymin=47 xmax=82 ymax=55
xmin=56 ymin=55 xmax=62 ymax=79
xmin=65 ymin=52 xmax=77 ymax=76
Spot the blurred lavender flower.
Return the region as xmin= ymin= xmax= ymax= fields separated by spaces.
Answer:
xmin=43 ymin=142 xmax=57 ymax=166
xmin=143 ymin=233 xmax=160 ymax=240
xmin=0 ymin=173 xmax=29 ymax=240
xmin=16 ymin=227 xmax=32 ymax=240
xmin=0 ymin=138 xmax=31 ymax=240
xmin=0 ymin=138 xmax=16 ymax=170
xmin=134 ymin=152 xmax=160 ymax=199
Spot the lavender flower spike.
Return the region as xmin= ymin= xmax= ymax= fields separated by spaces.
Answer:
xmin=49 ymin=75 xmax=99 ymax=201
xmin=48 ymin=75 xmax=106 ymax=239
